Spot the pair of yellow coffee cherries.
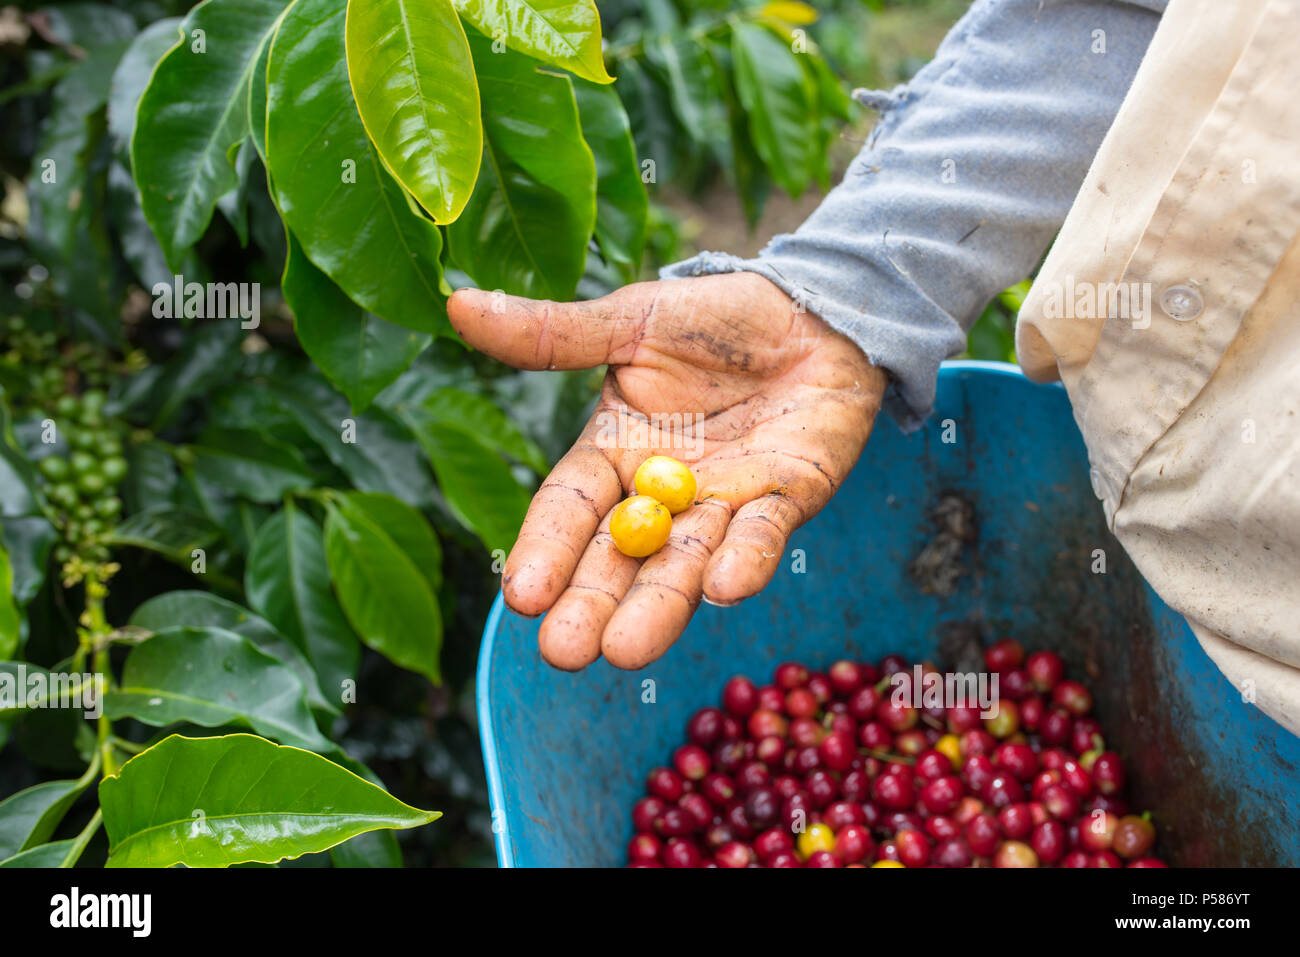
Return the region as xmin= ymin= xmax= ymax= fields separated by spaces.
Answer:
xmin=609 ymin=456 xmax=697 ymax=558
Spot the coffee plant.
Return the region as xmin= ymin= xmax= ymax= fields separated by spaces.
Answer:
xmin=0 ymin=0 xmax=862 ymax=868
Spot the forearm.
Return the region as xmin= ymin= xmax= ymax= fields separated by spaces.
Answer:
xmin=663 ymin=0 xmax=1168 ymax=430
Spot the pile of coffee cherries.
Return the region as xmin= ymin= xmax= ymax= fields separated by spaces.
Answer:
xmin=627 ymin=642 xmax=1166 ymax=867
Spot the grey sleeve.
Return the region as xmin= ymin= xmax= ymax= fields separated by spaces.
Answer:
xmin=661 ymin=0 xmax=1168 ymax=430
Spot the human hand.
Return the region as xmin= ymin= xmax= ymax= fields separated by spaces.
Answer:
xmin=447 ymin=272 xmax=887 ymax=670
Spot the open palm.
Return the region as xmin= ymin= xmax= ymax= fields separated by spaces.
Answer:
xmin=448 ymin=272 xmax=887 ymax=671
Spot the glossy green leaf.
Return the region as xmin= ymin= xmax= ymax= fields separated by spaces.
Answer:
xmin=645 ymin=33 xmax=730 ymax=164
xmin=267 ymin=0 xmax=446 ymax=333
xmin=132 ymin=0 xmax=288 ymax=268
xmin=330 ymin=827 xmax=402 ymax=867
xmin=0 ymin=392 xmax=43 ymax=519
xmin=107 ymin=17 xmax=184 ymax=157
xmin=188 ymin=427 xmax=314 ymax=503
xmin=245 ymin=503 xmax=360 ymax=697
xmin=121 ymin=439 xmax=180 ymax=515
xmin=706 ymin=37 xmax=770 ymax=228
xmin=106 ymin=626 xmax=331 ymax=752
xmin=263 ymin=381 xmax=436 ymax=507
xmin=344 ymin=0 xmax=481 ymax=224
xmin=283 ymin=233 xmax=429 ymax=413
xmin=102 ymin=507 xmax=224 ymax=565
xmin=0 ymin=542 xmax=18 ymax=659
xmin=0 ymin=516 xmax=56 ymax=610
xmin=99 ymin=734 xmax=440 ymax=867
xmin=0 ymin=839 xmax=79 ymax=868
xmin=341 ymin=492 xmax=442 ymax=594
xmin=27 ymin=5 xmax=135 ymax=322
xmin=129 ymin=591 xmax=338 ymax=720
xmin=115 ymin=321 xmax=244 ymax=431
xmin=614 ymin=55 xmax=682 ymax=186
xmin=418 ymin=387 xmax=547 ymax=473
xmin=248 ymin=4 xmax=289 ymax=163
xmin=398 ymin=407 xmax=532 ymax=552
xmin=0 ymin=775 xmax=90 ymax=859
xmin=448 ymin=33 xmax=596 ymax=299
xmin=324 ymin=495 xmax=442 ymax=683
xmin=572 ymin=78 xmax=646 ymax=280
xmin=730 ymin=21 xmax=818 ymax=197
xmin=453 ymin=0 xmax=613 ymax=84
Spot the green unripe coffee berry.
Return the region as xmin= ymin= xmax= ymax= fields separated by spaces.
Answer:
xmin=101 ymin=456 xmax=128 ymax=484
xmin=69 ymin=451 xmax=97 ymax=476
xmin=95 ymin=496 xmax=122 ymax=518
xmin=49 ymin=483 xmax=78 ymax=509
xmin=38 ymin=456 xmax=70 ymax=481
xmin=77 ymin=472 xmax=106 ymax=496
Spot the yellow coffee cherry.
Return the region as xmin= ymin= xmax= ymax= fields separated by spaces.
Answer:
xmin=871 ymin=860 xmax=905 ymax=868
xmin=632 ymin=455 xmax=697 ymax=515
xmin=935 ymin=733 xmax=962 ymax=770
xmin=609 ymin=495 xmax=672 ymax=558
xmin=796 ymin=822 xmax=836 ymax=860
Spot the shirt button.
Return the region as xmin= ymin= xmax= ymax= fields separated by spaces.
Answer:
xmin=1159 ymin=284 xmax=1204 ymax=322
xmin=1089 ymin=467 xmax=1105 ymax=499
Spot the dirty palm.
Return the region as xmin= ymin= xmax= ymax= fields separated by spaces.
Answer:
xmin=0 ymin=0 xmax=881 ymax=867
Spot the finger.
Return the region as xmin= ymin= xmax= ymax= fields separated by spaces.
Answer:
xmin=601 ymin=499 xmax=732 ymax=670
xmin=446 ymin=284 xmax=656 ymax=371
xmin=702 ymin=494 xmax=804 ymax=605
xmin=537 ymin=514 xmax=640 ymax=671
xmin=503 ymin=437 xmax=623 ymax=617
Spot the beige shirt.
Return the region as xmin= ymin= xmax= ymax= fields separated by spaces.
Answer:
xmin=1016 ymin=0 xmax=1300 ymax=736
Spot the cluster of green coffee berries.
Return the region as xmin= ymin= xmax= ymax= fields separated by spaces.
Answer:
xmin=37 ymin=390 xmax=128 ymax=570
xmin=4 ymin=316 xmax=141 ymax=584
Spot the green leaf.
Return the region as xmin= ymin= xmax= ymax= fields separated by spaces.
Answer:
xmin=0 ymin=542 xmax=18 ymax=660
xmin=0 ymin=762 xmax=94 ymax=853
xmin=645 ymin=33 xmax=730 ymax=164
xmin=344 ymin=0 xmax=481 ymax=224
xmin=324 ymin=495 xmax=442 ymax=683
xmin=267 ymin=0 xmax=447 ymax=333
xmin=572 ymin=78 xmax=646 ymax=280
xmin=283 ymin=233 xmax=429 ymax=413
xmin=340 ymin=492 xmax=442 ymax=593
xmin=131 ymin=0 xmax=288 ymax=268
xmin=99 ymin=733 xmax=440 ymax=867
xmin=730 ymin=21 xmax=818 ymax=197
xmin=188 ymin=427 xmax=314 ymax=503
xmin=448 ymin=32 xmax=596 ymax=299
xmin=614 ymin=55 xmax=682 ymax=186
xmin=103 ymin=507 xmax=224 ymax=564
xmin=27 ymin=5 xmax=135 ymax=323
xmin=0 ymin=839 xmax=79 ymax=868
xmin=0 ymin=392 xmax=43 ymax=519
xmin=453 ymin=0 xmax=613 ymax=84
xmin=398 ymin=406 xmax=532 ymax=552
xmin=419 ymin=387 xmax=547 ymax=473
xmin=128 ymin=591 xmax=338 ymax=720
xmin=263 ymin=381 xmax=436 ymax=507
xmin=248 ymin=5 xmax=289 ymax=164
xmin=0 ymin=517 xmax=56 ymax=610
xmin=121 ymin=439 xmax=180 ymax=515
xmin=245 ymin=502 xmax=360 ymax=696
xmin=107 ymin=17 xmax=184 ymax=157
xmin=0 ymin=779 xmax=87 ymax=859
xmin=115 ymin=321 xmax=244 ymax=431
xmin=330 ymin=827 xmax=402 ymax=867
xmin=105 ymin=626 xmax=332 ymax=752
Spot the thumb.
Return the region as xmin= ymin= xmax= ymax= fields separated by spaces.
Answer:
xmin=446 ymin=283 xmax=658 ymax=371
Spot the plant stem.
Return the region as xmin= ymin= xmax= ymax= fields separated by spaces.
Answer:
xmin=60 ymin=809 xmax=103 ymax=868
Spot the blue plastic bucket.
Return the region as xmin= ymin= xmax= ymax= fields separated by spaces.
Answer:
xmin=476 ymin=361 xmax=1300 ymax=867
